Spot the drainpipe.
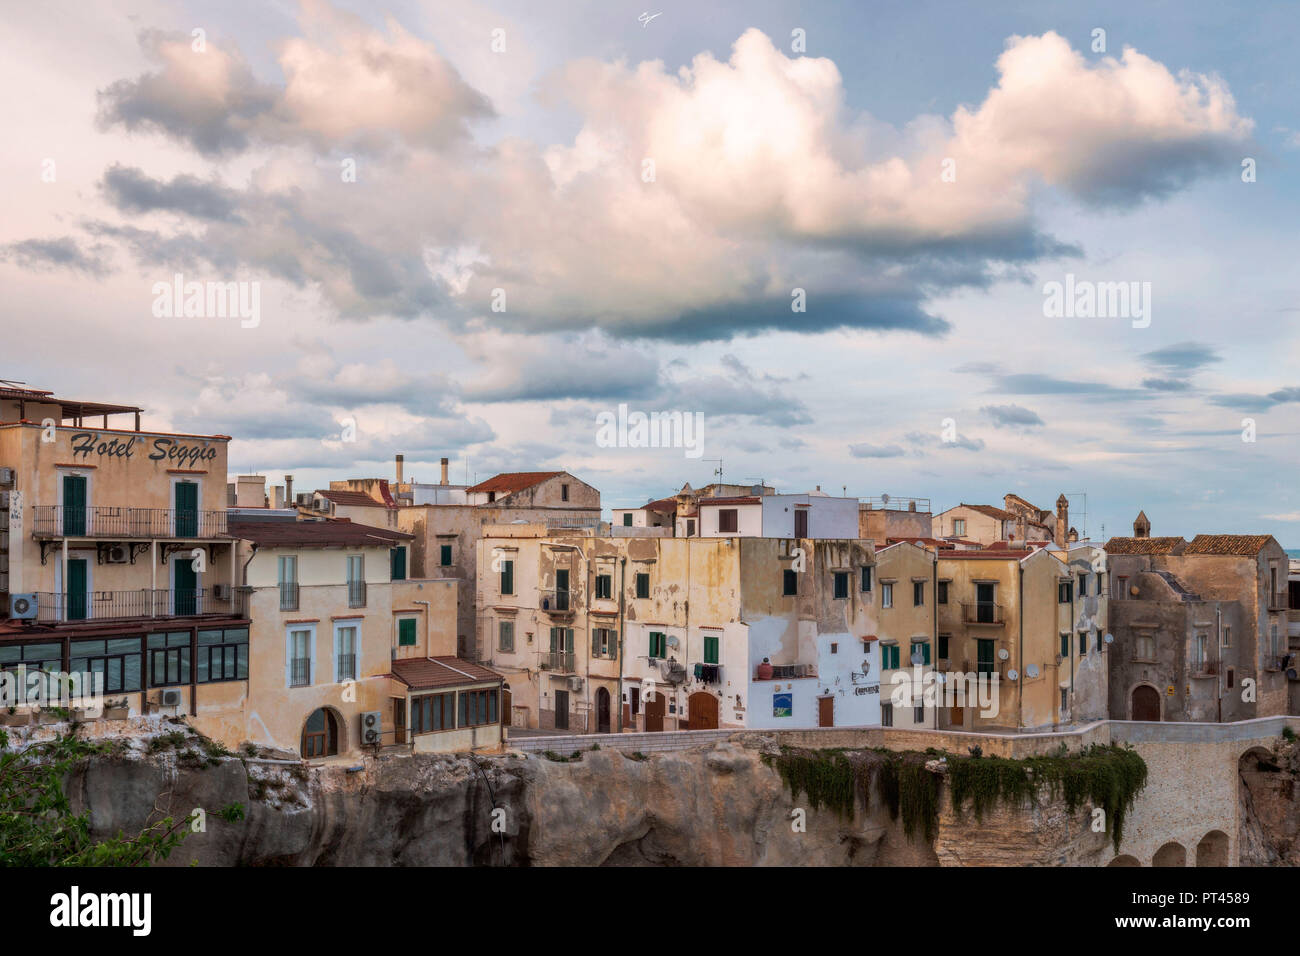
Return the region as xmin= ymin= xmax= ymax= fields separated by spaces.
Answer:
xmin=1018 ymin=562 xmax=1025 ymax=730
xmin=932 ymin=549 xmax=938 ymax=730
xmin=1216 ymin=603 xmax=1223 ymax=722
xmin=616 ymin=556 xmax=627 ymax=733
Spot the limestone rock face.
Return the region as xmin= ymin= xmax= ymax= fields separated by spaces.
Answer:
xmin=66 ymin=739 xmax=1111 ymax=866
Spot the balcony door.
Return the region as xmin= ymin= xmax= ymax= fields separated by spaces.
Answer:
xmin=174 ymin=480 xmax=198 ymax=537
xmin=794 ymin=509 xmax=809 ymax=538
xmin=976 ymin=582 xmax=996 ymax=623
xmin=173 ymin=557 xmax=198 ymax=616
xmin=554 ymin=569 xmax=570 ymax=610
xmin=66 ymin=557 xmax=88 ymax=620
xmin=62 ymin=474 xmax=87 ymax=536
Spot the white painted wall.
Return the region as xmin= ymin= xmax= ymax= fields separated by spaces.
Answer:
xmin=760 ymin=495 xmax=859 ymax=539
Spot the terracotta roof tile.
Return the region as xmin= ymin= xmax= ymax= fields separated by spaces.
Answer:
xmin=389 ymin=656 xmax=504 ymax=690
xmin=1103 ymin=536 xmax=1186 ymax=555
xmin=317 ymin=489 xmax=388 ymax=508
xmin=228 ymin=516 xmax=411 ymax=547
xmin=1184 ymin=534 xmax=1276 ymax=555
xmin=466 ymin=471 xmax=563 ymax=495
xmin=959 ymin=503 xmax=1018 ymax=521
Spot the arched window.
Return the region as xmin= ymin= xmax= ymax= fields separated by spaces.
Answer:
xmin=302 ymin=708 xmax=339 ymax=758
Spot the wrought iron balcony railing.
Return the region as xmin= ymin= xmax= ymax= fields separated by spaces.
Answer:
xmin=30 ymin=506 xmax=227 ymax=539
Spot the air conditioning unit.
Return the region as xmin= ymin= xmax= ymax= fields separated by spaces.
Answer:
xmin=568 ymin=676 xmax=584 ymax=692
xmin=9 ymin=593 xmax=37 ymax=619
xmin=213 ymin=583 xmax=230 ymax=600
xmin=161 ymin=689 xmax=182 ymax=708
xmin=360 ymin=710 xmax=383 ymax=745
xmin=106 ymin=545 xmax=128 ymax=564
xmin=0 ymin=467 xmax=13 ymax=486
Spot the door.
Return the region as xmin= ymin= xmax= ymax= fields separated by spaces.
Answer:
xmin=645 ymin=691 xmax=666 ymax=732
xmin=555 ymin=569 xmax=570 ymax=610
xmin=976 ymin=638 xmax=995 ymax=676
xmin=174 ymin=481 xmax=198 ymax=537
xmin=173 ymin=558 xmax=198 ymax=616
xmin=794 ymin=509 xmax=808 ymax=538
xmin=687 ymin=691 xmax=719 ymax=730
xmin=554 ymin=689 xmax=570 ymax=730
xmin=1132 ymin=685 xmax=1161 ymax=721
xmin=596 ymin=687 xmax=611 ymax=733
xmin=949 ymin=704 xmax=965 ymax=728
xmin=62 ymin=475 xmax=87 ymax=536
xmin=393 ymin=698 xmax=406 ymax=745
xmin=817 ymin=695 xmax=834 ymax=727
xmin=976 ymin=582 xmax=995 ymax=622
xmin=502 ymin=688 xmax=512 ymax=727
xmin=302 ymin=708 xmax=338 ymax=758
xmin=66 ymin=557 xmax=88 ymax=621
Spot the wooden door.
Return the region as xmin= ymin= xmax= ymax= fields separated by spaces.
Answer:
xmin=687 ymin=691 xmax=719 ymax=730
xmin=794 ymin=509 xmax=808 ymax=538
xmin=173 ymin=558 xmax=197 ymax=616
xmin=817 ymin=695 xmax=834 ymax=727
xmin=393 ymin=698 xmax=406 ymax=744
xmin=644 ymin=691 xmax=665 ymax=732
xmin=66 ymin=558 xmax=88 ymax=620
xmin=174 ymin=481 xmax=198 ymax=537
xmin=62 ymin=475 xmax=87 ymax=536
xmin=501 ymin=688 xmax=512 ymax=727
xmin=596 ymin=687 xmax=611 ymax=733
xmin=1132 ymin=685 xmax=1161 ymax=721
xmin=554 ymin=689 xmax=570 ymax=730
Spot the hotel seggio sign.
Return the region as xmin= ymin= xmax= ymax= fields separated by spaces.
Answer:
xmin=66 ymin=432 xmax=218 ymax=469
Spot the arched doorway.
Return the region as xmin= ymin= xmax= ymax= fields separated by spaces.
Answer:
xmin=302 ymin=708 xmax=339 ymax=758
xmin=1196 ymin=830 xmax=1228 ymax=866
xmin=687 ymin=691 xmax=719 ymax=730
xmin=596 ymin=686 xmax=611 ymax=734
xmin=1152 ymin=842 xmax=1186 ymax=867
xmin=1131 ymin=684 xmax=1161 ymax=721
xmin=502 ymin=686 xmax=512 ymax=727
xmin=1107 ymin=855 xmax=1140 ymax=867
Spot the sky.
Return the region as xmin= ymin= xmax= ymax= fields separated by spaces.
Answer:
xmin=2 ymin=0 xmax=1299 ymax=543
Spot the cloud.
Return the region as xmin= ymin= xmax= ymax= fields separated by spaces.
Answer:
xmin=1142 ymin=377 xmax=1194 ymax=392
xmin=1207 ymin=387 xmax=1300 ymax=411
xmin=982 ymin=404 xmax=1045 ymax=428
xmin=905 ymin=431 xmax=985 ymax=452
xmin=1 ymin=237 xmax=111 ymax=276
xmin=96 ymin=5 xmax=492 ymax=155
xmin=1140 ymin=341 xmax=1222 ymax=372
xmin=992 ymin=373 xmax=1147 ymax=400
xmin=849 ymin=442 xmax=906 ymax=458
xmin=101 ymin=165 xmax=243 ymax=222
xmin=459 ymin=332 xmax=662 ymax=403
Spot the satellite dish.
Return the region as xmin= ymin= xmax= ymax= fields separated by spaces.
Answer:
xmin=1026 ymin=664 xmax=1039 ymax=678
xmin=1104 ymin=633 xmax=1114 ymax=644
xmin=1006 ymin=668 xmax=1020 ymax=682
xmin=997 ymin=648 xmax=1010 ymax=661
xmin=881 ymin=493 xmax=891 ymax=504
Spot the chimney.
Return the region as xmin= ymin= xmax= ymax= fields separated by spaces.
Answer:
xmin=284 ymin=474 xmax=294 ymax=507
xmin=395 ymin=454 xmax=405 ymax=485
xmin=440 ymin=457 xmax=449 ymax=486
xmin=1055 ymin=494 xmax=1069 ymax=549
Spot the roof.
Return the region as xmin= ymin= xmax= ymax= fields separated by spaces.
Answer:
xmin=938 ymin=549 xmax=1034 ymax=560
xmin=316 ymin=489 xmax=389 ymax=508
xmin=0 ymin=384 xmax=142 ymax=418
xmin=467 ymin=471 xmax=563 ymax=495
xmin=227 ymin=516 xmax=411 ymax=547
xmin=645 ymin=496 xmax=678 ymax=514
xmin=698 ymin=496 xmax=761 ymax=506
xmin=1104 ymin=536 xmax=1186 ymax=555
xmin=1184 ymin=534 xmax=1277 ymax=556
xmin=957 ymin=503 xmax=1018 ymax=521
xmin=389 ymin=656 xmax=503 ymax=690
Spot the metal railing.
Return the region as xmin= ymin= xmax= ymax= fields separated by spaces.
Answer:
xmin=860 ymin=496 xmax=931 ymax=512
xmin=30 ymin=505 xmax=227 ymax=538
xmin=32 ymin=588 xmax=246 ymax=623
xmin=279 ymin=581 xmax=299 ymax=611
xmin=962 ymin=601 xmax=1005 ymax=625
xmin=289 ymin=658 xmax=311 ymax=687
xmin=335 ymin=654 xmax=357 ymax=683
xmin=347 ymin=580 xmax=367 ymax=608
xmin=541 ymin=588 xmax=572 ymax=612
xmin=540 ymin=651 xmax=576 ymax=673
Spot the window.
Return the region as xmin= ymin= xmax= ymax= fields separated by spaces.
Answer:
xmin=953 ymin=518 xmax=966 ymax=536
xmin=938 ymin=635 xmax=949 ymax=659
xmin=914 ymin=704 xmax=925 ymax=724
xmin=623 ymin=513 xmax=633 ymax=526
xmin=1271 ymin=622 xmax=1280 ymax=657
xmin=390 ymin=546 xmax=407 ymax=581
xmin=718 ymin=509 xmax=738 ymax=533
xmin=910 ymin=640 xmax=930 ymax=666
xmin=70 ymin=638 xmax=142 ymax=694
xmin=595 ymin=574 xmax=612 ymax=599
xmin=591 ymin=627 xmax=615 ymax=659
xmin=197 ymin=627 xmax=248 ymax=684
xmin=1223 ymin=625 xmax=1232 ymax=647
xmin=499 ymin=620 xmax=515 ymax=653
xmin=833 ymin=572 xmax=849 ymax=599
xmin=278 ymin=555 xmax=298 ymax=611
xmin=881 ymin=702 xmax=894 ymax=727
xmin=500 ymin=559 xmax=514 ymax=595
xmin=411 ymin=692 xmax=455 ymax=733
xmin=147 ymin=632 xmax=190 ymax=687
xmin=1116 ymin=576 xmax=1128 ymax=599
xmin=1060 ymin=633 xmax=1070 ymax=658
xmin=976 ymin=639 xmax=995 ymax=676
xmin=882 ymin=582 xmax=894 ymax=608
xmin=1135 ymin=634 xmax=1155 ymax=661
xmin=686 ymin=519 xmax=696 ymax=536
xmin=1227 ymin=668 xmax=1235 ymax=689
xmin=554 ymin=569 xmax=570 ymax=610
xmin=287 ymin=628 xmax=312 ymax=687
xmin=648 ymin=631 xmax=667 ymax=659
xmin=561 ymin=483 xmax=570 ymax=502
xmin=347 ymin=555 xmax=365 ymax=608
xmin=439 ymin=544 xmax=452 ymax=567
xmin=335 ymin=624 xmax=358 ymax=682
xmin=1058 ymin=580 xmax=1073 ymax=603
xmin=794 ymin=509 xmax=808 ymax=538
xmin=1195 ymin=633 xmax=1207 ymax=666
xmin=829 ymin=642 xmax=838 ymax=654
xmin=860 ymin=566 xmax=873 ymax=592
xmin=783 ymin=569 xmax=798 ymax=596
xmin=1078 ymin=632 xmax=1086 ymax=656
xmin=937 ymin=581 xmax=948 ymax=604
xmin=398 ymin=618 xmax=418 ymax=647
xmin=704 ymin=635 xmax=719 ymax=665
xmin=1077 ymin=574 xmax=1088 ymax=597
xmin=913 ymin=581 xmax=925 ymax=606
xmin=881 ymin=644 xmax=900 ymax=669
xmin=635 ymin=572 xmax=650 ymax=598
xmin=458 ymin=688 xmax=499 ymax=727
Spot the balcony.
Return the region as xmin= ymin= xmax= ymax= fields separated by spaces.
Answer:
xmin=279 ymin=581 xmax=300 ymax=612
xmin=540 ymin=589 xmax=575 ymax=617
xmin=961 ymin=602 xmax=1005 ymax=625
xmin=1265 ymin=654 xmax=1293 ymax=673
xmin=31 ymin=587 xmax=247 ymax=623
xmin=1269 ymin=591 xmax=1291 ymax=612
xmin=1191 ymin=658 xmax=1220 ymax=678
xmin=755 ymin=663 xmax=816 ymax=680
xmin=347 ymin=579 xmax=367 ymax=609
xmin=30 ymin=506 xmax=228 ymax=539
xmin=540 ymin=651 xmax=576 ymax=673
xmin=335 ymin=654 xmax=357 ymax=683
xmin=289 ymin=658 xmax=312 ymax=687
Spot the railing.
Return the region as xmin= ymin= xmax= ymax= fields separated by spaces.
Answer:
xmin=279 ymin=581 xmax=299 ymax=611
xmin=860 ymin=496 xmax=931 ymax=512
xmin=289 ymin=659 xmax=311 ymax=687
xmin=1269 ymin=591 xmax=1291 ymax=611
xmin=541 ymin=588 xmax=572 ymax=612
xmin=1265 ymin=654 xmax=1293 ymax=673
xmin=756 ymin=663 xmax=816 ymax=680
xmin=962 ymin=601 xmax=1004 ymax=625
xmin=336 ymin=654 xmax=357 ymax=683
xmin=1191 ymin=658 xmax=1220 ymax=676
xmin=31 ymin=588 xmax=246 ymax=623
xmin=540 ymin=651 xmax=576 ymax=673
xmin=30 ymin=506 xmax=227 ymax=538
xmin=347 ymin=580 xmax=367 ymax=608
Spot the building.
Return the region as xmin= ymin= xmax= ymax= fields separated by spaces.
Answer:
xmin=396 ymin=469 xmax=601 ymax=659
xmin=1 ymin=383 xmax=249 ymax=721
xmin=934 ymin=494 xmax=1072 ymax=548
xmin=1105 ymin=514 xmax=1289 ymax=722
xmin=858 ymin=496 xmax=933 ymax=542
xmin=873 ymin=541 xmax=939 ymax=730
xmin=696 ymin=491 xmax=859 ymax=539
xmin=611 ymin=496 xmax=677 ymax=530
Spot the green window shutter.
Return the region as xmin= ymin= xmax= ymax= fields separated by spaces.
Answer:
xmin=440 ymin=544 xmax=452 ymax=566
xmin=390 ymin=547 xmax=407 ymax=580
xmin=623 ymin=513 xmax=633 ymax=526
xmin=922 ymin=642 xmax=931 ymax=665
xmin=636 ymin=573 xmax=649 ymax=598
xmin=704 ymin=636 xmax=719 ymax=665
xmin=398 ymin=619 xmax=417 ymax=646
xmin=549 ymin=627 xmax=558 ymax=652
xmin=501 ymin=560 xmax=514 ymax=595
xmin=860 ymin=566 xmax=872 ymax=592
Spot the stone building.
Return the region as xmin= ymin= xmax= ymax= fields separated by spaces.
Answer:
xmin=1105 ymin=514 xmax=1289 ymax=722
